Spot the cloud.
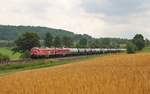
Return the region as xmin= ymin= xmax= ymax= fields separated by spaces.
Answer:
xmin=0 ymin=0 xmax=150 ymax=39
xmin=82 ymin=0 xmax=150 ymax=39
xmin=83 ymin=0 xmax=147 ymax=16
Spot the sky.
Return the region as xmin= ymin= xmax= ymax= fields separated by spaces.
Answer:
xmin=0 ymin=0 xmax=150 ymax=39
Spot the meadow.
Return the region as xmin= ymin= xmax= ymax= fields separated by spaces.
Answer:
xmin=0 ymin=53 xmax=150 ymax=94
xmin=141 ymin=47 xmax=150 ymax=53
xmin=0 ymin=48 xmax=21 ymax=60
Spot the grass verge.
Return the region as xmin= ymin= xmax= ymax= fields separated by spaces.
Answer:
xmin=0 ymin=54 xmax=106 ymax=76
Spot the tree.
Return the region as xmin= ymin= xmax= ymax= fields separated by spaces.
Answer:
xmin=62 ymin=36 xmax=73 ymax=48
xmin=44 ymin=33 xmax=53 ymax=47
xmin=100 ymin=38 xmax=111 ymax=48
xmin=145 ymin=38 xmax=150 ymax=47
xmin=53 ymin=36 xmax=62 ymax=48
xmin=20 ymin=50 xmax=31 ymax=59
xmin=78 ymin=38 xmax=88 ymax=48
xmin=132 ymin=34 xmax=145 ymax=50
xmin=14 ymin=32 xmax=40 ymax=52
xmin=89 ymin=39 xmax=100 ymax=48
xmin=126 ymin=42 xmax=137 ymax=54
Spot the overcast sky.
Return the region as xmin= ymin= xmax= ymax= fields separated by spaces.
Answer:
xmin=0 ymin=0 xmax=150 ymax=39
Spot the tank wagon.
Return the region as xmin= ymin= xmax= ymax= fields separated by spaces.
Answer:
xmin=31 ymin=47 xmax=126 ymax=58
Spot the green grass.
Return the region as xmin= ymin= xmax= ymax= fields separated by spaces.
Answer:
xmin=141 ymin=47 xmax=150 ymax=53
xmin=0 ymin=48 xmax=21 ymax=60
xmin=0 ymin=61 xmax=69 ymax=75
xmin=0 ymin=55 xmax=103 ymax=75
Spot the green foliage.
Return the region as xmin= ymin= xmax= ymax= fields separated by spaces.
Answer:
xmin=44 ymin=33 xmax=53 ymax=47
xmin=100 ymin=38 xmax=111 ymax=48
xmin=141 ymin=47 xmax=150 ymax=53
xmin=0 ymin=48 xmax=21 ymax=60
xmin=0 ymin=25 xmax=129 ymax=48
xmin=78 ymin=38 xmax=88 ymax=48
xmin=14 ymin=32 xmax=40 ymax=52
xmin=132 ymin=34 xmax=145 ymax=51
xmin=87 ymin=38 xmax=128 ymax=48
xmin=0 ymin=53 xmax=10 ymax=63
xmin=53 ymin=36 xmax=62 ymax=47
xmin=0 ymin=25 xmax=74 ymax=40
xmin=62 ymin=36 xmax=73 ymax=47
xmin=126 ymin=42 xmax=137 ymax=54
xmin=89 ymin=39 xmax=100 ymax=48
xmin=20 ymin=50 xmax=31 ymax=59
xmin=145 ymin=39 xmax=150 ymax=47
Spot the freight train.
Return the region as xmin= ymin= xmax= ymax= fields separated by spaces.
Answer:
xmin=31 ymin=47 xmax=126 ymax=58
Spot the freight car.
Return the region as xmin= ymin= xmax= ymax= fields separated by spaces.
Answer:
xmin=31 ymin=47 xmax=126 ymax=58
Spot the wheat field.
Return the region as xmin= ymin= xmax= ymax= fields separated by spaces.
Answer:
xmin=0 ymin=53 xmax=150 ymax=94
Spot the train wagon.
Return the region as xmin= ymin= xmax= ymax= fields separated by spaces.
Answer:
xmin=31 ymin=47 xmax=126 ymax=58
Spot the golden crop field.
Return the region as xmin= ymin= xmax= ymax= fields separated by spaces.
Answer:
xmin=0 ymin=53 xmax=150 ymax=94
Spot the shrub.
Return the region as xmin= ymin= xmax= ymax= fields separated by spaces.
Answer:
xmin=0 ymin=53 xmax=10 ymax=63
xmin=126 ymin=42 xmax=137 ymax=54
xmin=20 ymin=50 xmax=31 ymax=59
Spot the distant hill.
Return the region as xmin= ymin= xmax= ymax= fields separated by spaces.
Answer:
xmin=0 ymin=25 xmax=128 ymax=48
xmin=0 ymin=25 xmax=77 ymax=40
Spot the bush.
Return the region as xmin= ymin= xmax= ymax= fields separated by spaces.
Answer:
xmin=0 ymin=53 xmax=10 ymax=63
xmin=126 ymin=42 xmax=137 ymax=54
xmin=20 ymin=50 xmax=31 ymax=59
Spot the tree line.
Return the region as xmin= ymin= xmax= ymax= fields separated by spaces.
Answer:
xmin=0 ymin=25 xmax=74 ymax=40
xmin=127 ymin=34 xmax=149 ymax=53
xmin=14 ymin=32 xmax=89 ymax=52
xmin=13 ymin=32 xmax=150 ymax=54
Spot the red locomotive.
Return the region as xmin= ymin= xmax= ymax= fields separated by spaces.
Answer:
xmin=31 ymin=47 xmax=126 ymax=58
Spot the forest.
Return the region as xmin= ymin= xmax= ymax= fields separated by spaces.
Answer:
xmin=0 ymin=25 xmax=129 ymax=48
